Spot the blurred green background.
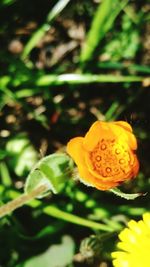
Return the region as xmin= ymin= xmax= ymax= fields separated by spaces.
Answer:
xmin=0 ymin=0 xmax=150 ymax=266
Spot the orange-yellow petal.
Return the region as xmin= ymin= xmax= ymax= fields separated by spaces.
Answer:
xmin=66 ymin=137 xmax=94 ymax=185
xmin=113 ymin=121 xmax=137 ymax=150
xmin=131 ymin=155 xmax=140 ymax=177
xmin=113 ymin=121 xmax=133 ymax=133
xmin=66 ymin=120 xmax=139 ymax=191
xmin=78 ymin=164 xmax=118 ymax=190
xmin=83 ymin=121 xmax=112 ymax=151
xmin=93 ymin=178 xmax=120 ymax=190
xmin=125 ymin=131 xmax=137 ymax=150
xmin=66 ymin=136 xmax=118 ymax=190
xmin=66 ymin=137 xmax=84 ymax=166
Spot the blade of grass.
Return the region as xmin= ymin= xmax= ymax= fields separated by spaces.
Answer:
xmin=22 ymin=0 xmax=70 ymax=59
xmin=105 ymin=102 xmax=119 ymax=121
xmin=36 ymin=73 xmax=145 ymax=86
xmin=80 ymin=0 xmax=129 ymax=65
xmin=98 ymin=62 xmax=150 ymax=74
xmin=105 ymin=87 xmax=144 ymax=121
xmin=15 ymin=89 xmax=40 ymax=98
xmin=0 ymin=0 xmax=16 ymax=7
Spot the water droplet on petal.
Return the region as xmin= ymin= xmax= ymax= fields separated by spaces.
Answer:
xmin=119 ymin=159 xmax=125 ymax=164
xmin=101 ymin=144 xmax=106 ymax=150
xmin=106 ymin=167 xmax=111 ymax=173
xmin=115 ymin=148 xmax=121 ymax=154
xmin=96 ymin=156 xmax=101 ymax=162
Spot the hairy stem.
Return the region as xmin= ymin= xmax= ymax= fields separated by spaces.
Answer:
xmin=0 ymin=185 xmax=121 ymax=232
xmin=0 ymin=185 xmax=48 ymax=218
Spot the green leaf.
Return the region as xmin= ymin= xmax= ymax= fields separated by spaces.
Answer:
xmin=25 ymin=153 xmax=74 ymax=197
xmin=0 ymin=162 xmax=12 ymax=187
xmin=24 ymin=169 xmax=51 ymax=198
xmin=110 ymin=188 xmax=146 ymax=200
xmin=80 ymin=0 xmax=129 ymax=64
xmin=21 ymin=236 xmax=75 ymax=267
xmin=22 ymin=0 xmax=71 ymax=59
xmin=18 ymin=223 xmax=64 ymax=241
xmin=6 ymin=134 xmax=38 ymax=176
xmin=0 ymin=149 xmax=8 ymax=160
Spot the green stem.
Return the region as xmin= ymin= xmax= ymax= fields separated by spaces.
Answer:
xmin=0 ymin=185 xmax=47 ymax=218
xmin=43 ymin=206 xmax=119 ymax=232
xmin=0 ymin=186 xmax=120 ymax=232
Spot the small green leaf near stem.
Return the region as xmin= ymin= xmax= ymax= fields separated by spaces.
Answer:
xmin=110 ymin=187 xmax=147 ymax=200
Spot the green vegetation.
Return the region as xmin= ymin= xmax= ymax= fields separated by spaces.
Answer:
xmin=0 ymin=0 xmax=150 ymax=266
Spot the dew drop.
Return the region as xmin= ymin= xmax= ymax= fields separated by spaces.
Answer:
xmin=96 ymin=155 xmax=101 ymax=162
xmin=115 ymin=148 xmax=121 ymax=154
xmin=106 ymin=167 xmax=111 ymax=173
xmin=119 ymin=159 xmax=125 ymax=164
xmin=101 ymin=144 xmax=106 ymax=150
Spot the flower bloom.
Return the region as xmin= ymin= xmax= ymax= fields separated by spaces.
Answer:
xmin=111 ymin=213 xmax=150 ymax=267
xmin=66 ymin=121 xmax=139 ymax=190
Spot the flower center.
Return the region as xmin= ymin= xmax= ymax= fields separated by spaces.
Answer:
xmin=89 ymin=139 xmax=132 ymax=178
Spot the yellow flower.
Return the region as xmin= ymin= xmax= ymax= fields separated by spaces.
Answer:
xmin=111 ymin=213 xmax=150 ymax=267
xmin=67 ymin=121 xmax=139 ymax=190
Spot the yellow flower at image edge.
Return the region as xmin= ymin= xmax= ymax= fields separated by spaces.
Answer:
xmin=111 ymin=213 xmax=150 ymax=267
xmin=67 ymin=121 xmax=139 ymax=190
